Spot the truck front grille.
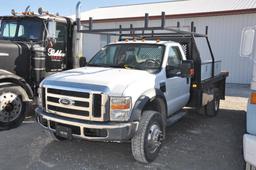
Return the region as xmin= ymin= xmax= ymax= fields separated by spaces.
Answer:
xmin=44 ymin=87 xmax=107 ymax=121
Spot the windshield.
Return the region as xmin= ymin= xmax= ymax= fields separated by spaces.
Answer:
xmin=0 ymin=19 xmax=43 ymax=42
xmin=89 ymin=44 xmax=165 ymax=70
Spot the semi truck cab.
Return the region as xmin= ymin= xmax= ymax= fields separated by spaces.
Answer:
xmin=0 ymin=7 xmax=83 ymax=130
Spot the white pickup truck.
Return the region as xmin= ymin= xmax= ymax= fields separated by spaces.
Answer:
xmin=36 ymin=4 xmax=229 ymax=163
xmin=240 ymin=26 xmax=256 ymax=170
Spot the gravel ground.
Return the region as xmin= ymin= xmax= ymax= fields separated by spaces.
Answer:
xmin=0 ymin=84 xmax=249 ymax=170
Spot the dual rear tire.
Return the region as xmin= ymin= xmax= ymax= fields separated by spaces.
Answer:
xmin=205 ymin=97 xmax=220 ymax=117
xmin=0 ymin=86 xmax=29 ymax=130
xmin=197 ymin=89 xmax=220 ymax=117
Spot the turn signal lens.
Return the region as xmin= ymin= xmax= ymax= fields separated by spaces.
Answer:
xmin=250 ymin=92 xmax=256 ymax=104
xmin=111 ymin=103 xmax=130 ymax=110
xmin=110 ymin=97 xmax=131 ymax=110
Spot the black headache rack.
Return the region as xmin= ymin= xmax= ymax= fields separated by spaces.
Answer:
xmin=75 ymin=2 xmax=229 ymax=108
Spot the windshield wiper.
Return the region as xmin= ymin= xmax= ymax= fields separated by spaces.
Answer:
xmin=87 ymin=63 xmax=142 ymax=70
xmin=121 ymin=64 xmax=143 ymax=70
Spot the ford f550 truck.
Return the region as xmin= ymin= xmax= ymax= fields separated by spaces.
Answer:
xmin=0 ymin=6 xmax=84 ymax=129
xmin=36 ymin=2 xmax=229 ymax=163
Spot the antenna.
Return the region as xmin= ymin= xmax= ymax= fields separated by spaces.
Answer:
xmin=11 ymin=9 xmax=16 ymax=16
xmin=25 ymin=6 xmax=30 ymax=13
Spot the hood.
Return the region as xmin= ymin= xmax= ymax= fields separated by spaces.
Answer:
xmin=42 ymin=67 xmax=155 ymax=95
xmin=0 ymin=40 xmax=31 ymax=81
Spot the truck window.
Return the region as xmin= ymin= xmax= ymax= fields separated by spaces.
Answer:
xmin=17 ymin=25 xmax=24 ymax=36
xmin=89 ymin=44 xmax=165 ymax=70
xmin=2 ymin=21 xmax=17 ymax=38
xmin=0 ymin=19 xmax=42 ymax=41
xmin=56 ymin=24 xmax=67 ymax=43
xmin=55 ymin=22 xmax=67 ymax=50
xmin=17 ymin=20 xmax=42 ymax=41
xmin=167 ymin=46 xmax=182 ymax=67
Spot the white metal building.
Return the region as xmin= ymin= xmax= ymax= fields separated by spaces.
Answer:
xmin=77 ymin=0 xmax=256 ymax=84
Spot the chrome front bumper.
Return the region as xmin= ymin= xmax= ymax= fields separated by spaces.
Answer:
xmin=35 ymin=107 xmax=139 ymax=142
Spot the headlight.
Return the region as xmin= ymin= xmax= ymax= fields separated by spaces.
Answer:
xmin=110 ymin=96 xmax=132 ymax=121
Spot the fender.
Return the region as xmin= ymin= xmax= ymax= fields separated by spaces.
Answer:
xmin=0 ymin=70 xmax=33 ymax=100
xmin=130 ymin=88 xmax=167 ymax=122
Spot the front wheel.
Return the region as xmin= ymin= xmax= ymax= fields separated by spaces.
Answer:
xmin=131 ymin=111 xmax=165 ymax=163
xmin=0 ymin=86 xmax=28 ymax=130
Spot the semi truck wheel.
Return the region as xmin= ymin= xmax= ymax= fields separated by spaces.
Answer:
xmin=205 ymin=97 xmax=220 ymax=117
xmin=131 ymin=111 xmax=164 ymax=163
xmin=0 ymin=86 xmax=28 ymax=130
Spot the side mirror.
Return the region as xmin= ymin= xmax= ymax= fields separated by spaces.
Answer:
xmin=166 ymin=60 xmax=194 ymax=78
xmin=180 ymin=60 xmax=194 ymax=78
xmin=240 ymin=27 xmax=256 ymax=58
xmin=79 ymin=57 xmax=87 ymax=67
xmin=166 ymin=65 xmax=180 ymax=77
xmin=47 ymin=20 xmax=57 ymax=41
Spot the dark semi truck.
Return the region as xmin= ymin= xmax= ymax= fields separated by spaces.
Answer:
xmin=0 ymin=7 xmax=84 ymax=129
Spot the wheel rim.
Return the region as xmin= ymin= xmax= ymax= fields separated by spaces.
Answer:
xmin=147 ymin=124 xmax=163 ymax=154
xmin=0 ymin=92 xmax=22 ymax=123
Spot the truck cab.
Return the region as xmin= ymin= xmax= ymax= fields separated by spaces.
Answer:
xmin=0 ymin=14 xmax=73 ymax=85
xmin=0 ymin=8 xmax=83 ymax=130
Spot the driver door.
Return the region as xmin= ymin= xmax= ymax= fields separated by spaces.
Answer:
xmin=165 ymin=46 xmax=190 ymax=116
xmin=46 ymin=22 xmax=68 ymax=73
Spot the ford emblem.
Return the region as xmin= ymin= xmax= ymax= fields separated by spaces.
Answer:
xmin=59 ymin=98 xmax=74 ymax=106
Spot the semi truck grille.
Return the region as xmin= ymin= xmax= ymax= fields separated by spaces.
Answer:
xmin=44 ymin=87 xmax=107 ymax=121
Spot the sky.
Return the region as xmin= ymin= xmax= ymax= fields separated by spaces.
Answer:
xmin=0 ymin=0 xmax=171 ymax=16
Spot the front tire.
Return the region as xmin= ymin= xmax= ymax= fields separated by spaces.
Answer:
xmin=131 ymin=111 xmax=165 ymax=163
xmin=0 ymin=86 xmax=28 ymax=130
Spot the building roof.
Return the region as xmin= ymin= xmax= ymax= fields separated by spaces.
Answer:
xmin=78 ymin=0 xmax=256 ymax=22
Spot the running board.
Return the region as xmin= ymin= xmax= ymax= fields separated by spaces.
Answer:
xmin=166 ymin=111 xmax=187 ymax=127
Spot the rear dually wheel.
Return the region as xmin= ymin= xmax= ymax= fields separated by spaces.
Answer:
xmin=0 ymin=86 xmax=28 ymax=130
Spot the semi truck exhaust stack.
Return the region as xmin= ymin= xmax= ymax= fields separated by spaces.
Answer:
xmin=76 ymin=1 xmax=82 ymax=32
